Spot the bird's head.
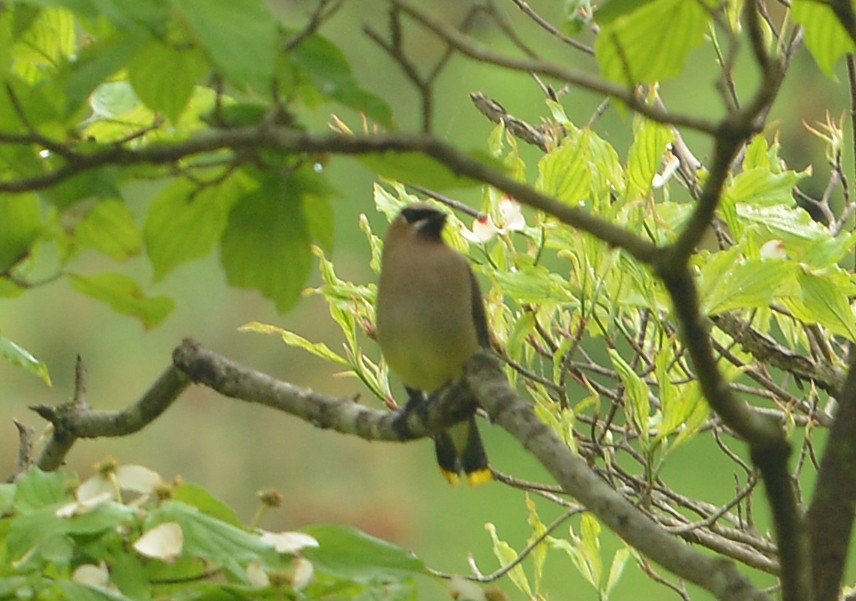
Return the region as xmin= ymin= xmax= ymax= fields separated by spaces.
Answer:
xmin=398 ymin=203 xmax=448 ymax=240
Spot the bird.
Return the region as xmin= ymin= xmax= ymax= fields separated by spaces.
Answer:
xmin=375 ymin=202 xmax=491 ymax=486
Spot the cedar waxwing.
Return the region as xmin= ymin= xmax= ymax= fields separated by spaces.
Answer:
xmin=376 ymin=203 xmax=491 ymax=485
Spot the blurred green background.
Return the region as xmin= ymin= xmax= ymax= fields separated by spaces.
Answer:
xmin=0 ymin=1 xmax=848 ymax=599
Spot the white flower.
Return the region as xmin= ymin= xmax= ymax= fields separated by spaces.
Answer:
xmin=461 ymin=197 xmax=526 ymax=243
xmin=498 ymin=197 xmax=526 ymax=231
xmin=259 ymin=530 xmax=319 ymax=554
xmin=461 ymin=213 xmax=500 ymax=243
xmin=113 ymin=465 xmax=163 ymax=495
xmin=292 ymin=557 xmax=314 ymax=590
xmin=56 ymin=464 xmax=164 ymax=518
xmin=652 ymin=148 xmax=680 ymax=188
xmin=246 ymin=560 xmax=270 ymax=588
xmin=133 ymin=522 xmax=183 ymax=562
xmin=760 ymin=239 xmax=787 ymax=259
xmin=55 ymin=491 xmax=114 ymax=518
xmin=72 ymin=563 xmax=110 ymax=588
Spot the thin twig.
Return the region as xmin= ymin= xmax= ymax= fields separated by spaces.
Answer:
xmin=428 ymin=506 xmax=584 ymax=583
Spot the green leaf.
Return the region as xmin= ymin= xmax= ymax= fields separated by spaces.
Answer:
xmin=75 ymin=199 xmax=142 ymax=260
xmin=75 ymin=0 xmax=167 ymax=29
xmin=485 ymin=523 xmax=532 ymax=596
xmin=302 ymin=192 xmax=335 ymax=252
xmin=724 ymin=168 xmax=804 ymax=207
xmin=152 ymin=500 xmax=280 ymax=579
xmin=240 ymin=321 xmax=349 ymax=366
xmin=39 ymin=167 xmax=122 ymax=210
xmin=11 ymin=7 xmax=76 ymax=82
xmin=128 ymin=38 xmax=209 ymax=122
xmin=579 ymin=514 xmax=603 ymax=588
xmin=743 ymin=134 xmax=772 ymax=171
xmin=172 ymin=483 xmax=243 ymax=528
xmin=550 ymin=518 xmax=605 ymax=593
xmin=64 ymin=502 xmax=136 ymax=535
xmin=144 ymin=174 xmax=251 ymax=280
xmin=653 ymin=343 xmax=677 ymax=437
xmin=792 ymin=0 xmax=856 ymax=76
xmin=109 ymin=550 xmax=149 ymax=600
xmin=802 ymin=232 xmax=856 ymax=268
xmin=0 ymin=276 xmax=25 ymax=298
xmin=0 ymin=193 xmax=41 ymax=272
xmin=6 ymin=507 xmax=62 ymax=561
xmin=11 ymin=0 xmax=98 ymax=17
xmin=56 ymin=28 xmax=148 ymax=117
xmin=609 ymin=349 xmax=649 ymax=443
xmin=0 ymin=483 xmax=14 ymax=514
xmin=289 ymin=33 xmax=393 ymax=127
xmin=302 ymin=524 xmax=424 ymax=581
xmin=537 ymin=133 xmax=591 ymax=205
xmin=89 ymin=80 xmax=139 ymax=117
xmin=55 ymin=581 xmax=134 ymax=601
xmin=7 ymin=504 xmax=135 ymax=572
xmin=595 ymin=0 xmax=653 ymax=26
xmin=780 ymin=269 xmax=856 ymax=341
xmin=172 ymin=0 xmax=277 ymax=92
xmin=207 ymin=101 xmax=268 ymax=127
xmin=507 ymin=312 xmax=536 ymax=364
xmin=537 ymin=128 xmax=622 ymax=205
xmin=700 ymin=255 xmax=797 ymax=315
xmin=9 ymin=502 xmax=131 ymax=560
xmin=68 ymin=272 xmax=174 ymax=329
xmin=0 ymin=578 xmax=29 ymax=599
xmin=669 ymin=381 xmax=710 ymax=451
xmin=14 ymin=468 xmax=74 ymax=512
xmin=493 ymin=267 xmax=573 ymax=305
xmin=524 ymin=495 xmax=547 ymax=588
xmin=0 ymin=335 xmax=51 ymax=385
xmin=605 ymin=548 xmax=631 ymax=597
xmin=626 ymin=116 xmax=674 ymax=197
xmin=727 ymin=203 xmax=829 ymax=249
xmin=220 ymin=176 xmax=312 ymax=312
xmin=654 ymin=344 xmax=709 ymax=451
xmin=596 ymin=0 xmax=711 ymax=84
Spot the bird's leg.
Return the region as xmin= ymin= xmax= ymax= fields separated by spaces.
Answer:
xmin=391 ymin=387 xmax=431 ymax=440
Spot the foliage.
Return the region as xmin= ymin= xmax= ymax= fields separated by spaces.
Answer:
xmin=0 ymin=0 xmax=388 ymax=334
xmin=0 ymin=465 xmax=423 ymax=600
xmin=2 ymin=0 xmax=856 ymax=600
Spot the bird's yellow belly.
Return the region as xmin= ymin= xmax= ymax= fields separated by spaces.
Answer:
xmin=379 ymin=311 xmax=477 ymax=392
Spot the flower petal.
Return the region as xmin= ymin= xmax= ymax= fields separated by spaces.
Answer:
xmin=116 ymin=465 xmax=163 ymax=494
xmin=292 ymin=557 xmax=314 ymax=590
xmin=499 ymin=197 xmax=526 ymax=231
xmin=259 ymin=530 xmax=319 ymax=554
xmin=247 ymin=560 xmax=270 ymax=588
xmin=134 ymin=522 xmax=183 ymax=562
xmin=461 ymin=215 xmax=498 ymax=243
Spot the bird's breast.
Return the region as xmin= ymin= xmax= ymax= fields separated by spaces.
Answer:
xmin=376 ymin=251 xmax=479 ymax=392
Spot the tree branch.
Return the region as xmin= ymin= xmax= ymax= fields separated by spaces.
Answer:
xmin=828 ymin=0 xmax=856 ymax=46
xmin=390 ymin=0 xmax=719 ymax=135
xmin=0 ymin=127 xmax=662 ymax=266
xmin=31 ymin=363 xmax=191 ymax=470
xmin=712 ymin=313 xmax=845 ymax=399
xmin=469 ymin=91 xmax=550 ymax=151
xmin=463 ymin=351 xmax=768 ymax=601
xmin=807 ymin=350 xmax=856 ymax=601
xmin=26 ymin=338 xmax=770 ymax=601
xmin=655 ymin=266 xmax=809 ymax=601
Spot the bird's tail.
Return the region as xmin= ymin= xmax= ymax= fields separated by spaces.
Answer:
xmin=434 ymin=417 xmax=491 ymax=486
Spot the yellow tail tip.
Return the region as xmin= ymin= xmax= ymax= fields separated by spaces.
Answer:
xmin=465 ymin=469 xmax=492 ymax=486
xmin=440 ymin=470 xmax=462 ymax=486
